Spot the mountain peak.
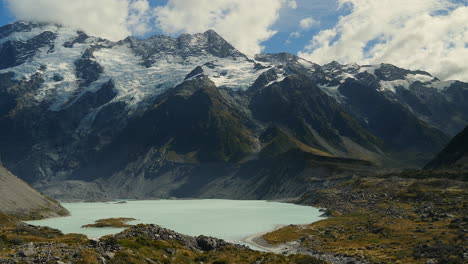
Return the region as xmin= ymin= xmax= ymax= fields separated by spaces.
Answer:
xmin=1 ymin=19 xmax=468 ymax=202
xmin=0 ymin=21 xmax=41 ymax=38
xmin=374 ymin=63 xmax=433 ymax=81
xmin=255 ymin=52 xmax=301 ymax=65
xmin=0 ymin=21 xmax=244 ymax=60
xmin=203 ymin=29 xmax=219 ymax=36
xmin=122 ymin=29 xmax=245 ymax=66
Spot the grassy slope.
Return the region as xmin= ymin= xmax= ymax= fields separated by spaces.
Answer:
xmin=82 ymin=218 xmax=137 ymax=228
xmin=107 ymin=237 xmax=326 ymax=264
xmin=263 ymin=175 xmax=467 ymax=264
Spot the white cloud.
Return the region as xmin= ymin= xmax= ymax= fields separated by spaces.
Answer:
xmin=154 ymin=0 xmax=294 ymax=56
xmin=299 ymin=17 xmax=318 ymax=30
xmin=285 ymin=16 xmax=319 ymax=44
xmin=5 ymin=0 xmax=154 ymax=41
xmin=127 ymin=0 xmax=153 ymax=35
xmin=299 ymin=0 xmax=468 ymax=81
xmin=286 ymin=0 xmax=298 ymax=9
xmin=289 ymin=32 xmax=301 ymax=39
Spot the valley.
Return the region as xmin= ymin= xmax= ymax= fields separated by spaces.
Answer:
xmin=1 ymin=22 xmax=467 ymax=200
xmin=0 ymin=20 xmax=466 ymax=264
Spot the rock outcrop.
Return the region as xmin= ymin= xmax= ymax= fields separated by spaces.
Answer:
xmin=114 ymin=224 xmax=245 ymax=252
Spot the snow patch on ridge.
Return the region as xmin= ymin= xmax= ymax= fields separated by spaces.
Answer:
xmin=318 ymin=85 xmax=345 ymax=103
xmin=0 ymin=24 xmax=58 ymax=45
xmin=201 ymin=57 xmax=268 ymax=90
xmin=0 ymin=25 xmax=266 ymax=112
xmin=406 ymin=73 xmax=434 ymax=83
xmin=430 ymin=80 xmax=456 ymax=91
xmin=0 ymin=26 xmax=89 ymax=110
xmin=338 ymin=72 xmax=356 ymax=83
xmin=359 ymin=65 xmax=379 ymax=75
xmin=93 ymin=44 xmax=266 ymax=108
xmin=379 ymin=80 xmax=409 ymax=92
xmin=379 ymin=73 xmax=441 ymax=93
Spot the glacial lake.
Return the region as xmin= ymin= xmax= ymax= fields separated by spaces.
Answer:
xmin=26 ymin=199 xmax=323 ymax=247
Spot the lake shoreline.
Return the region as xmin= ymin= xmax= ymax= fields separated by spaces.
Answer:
xmin=57 ymin=197 xmax=297 ymax=203
xmin=25 ymin=199 xmax=323 ymax=243
xmin=242 ymin=224 xmax=289 ymax=253
xmin=242 ymin=225 xmax=372 ymax=264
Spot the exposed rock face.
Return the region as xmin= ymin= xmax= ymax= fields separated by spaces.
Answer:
xmin=0 ymin=31 xmax=56 ymax=70
xmin=0 ymin=21 xmax=466 ymax=199
xmin=0 ymin=165 xmax=68 ymax=219
xmin=425 ymin=126 xmax=468 ymax=170
xmin=114 ymin=224 xmax=241 ymax=252
xmin=74 ymin=47 xmax=104 ymax=88
xmin=125 ymin=29 xmax=245 ymax=67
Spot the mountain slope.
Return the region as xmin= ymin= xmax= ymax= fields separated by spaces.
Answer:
xmin=0 ymin=21 xmax=466 ymax=199
xmin=250 ymin=74 xmax=383 ymax=162
xmin=425 ymin=126 xmax=468 ymax=170
xmin=0 ymin=163 xmax=68 ymax=219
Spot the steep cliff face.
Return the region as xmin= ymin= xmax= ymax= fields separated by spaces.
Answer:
xmin=0 ymin=164 xmax=68 ymax=219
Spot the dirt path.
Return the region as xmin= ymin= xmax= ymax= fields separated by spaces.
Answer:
xmin=242 ymin=225 xmax=301 ymax=254
xmin=242 ymin=226 xmax=371 ymax=264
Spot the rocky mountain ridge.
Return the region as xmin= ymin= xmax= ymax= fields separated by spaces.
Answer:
xmin=0 ymin=21 xmax=467 ymax=199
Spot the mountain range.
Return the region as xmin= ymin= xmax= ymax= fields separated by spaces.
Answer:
xmin=0 ymin=21 xmax=467 ymax=199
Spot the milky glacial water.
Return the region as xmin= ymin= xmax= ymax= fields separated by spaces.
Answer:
xmin=26 ymin=199 xmax=323 ymax=246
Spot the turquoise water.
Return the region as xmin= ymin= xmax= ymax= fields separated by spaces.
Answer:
xmin=26 ymin=199 xmax=323 ymax=245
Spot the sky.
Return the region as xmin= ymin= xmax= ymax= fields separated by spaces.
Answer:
xmin=0 ymin=0 xmax=467 ymax=81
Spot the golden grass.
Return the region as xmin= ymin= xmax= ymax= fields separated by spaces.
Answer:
xmin=82 ymin=218 xmax=137 ymax=228
xmin=264 ymin=213 xmax=461 ymax=264
xmin=263 ymin=176 xmax=467 ymax=264
xmin=76 ymin=249 xmax=100 ymax=264
xmin=110 ymin=238 xmax=327 ymax=264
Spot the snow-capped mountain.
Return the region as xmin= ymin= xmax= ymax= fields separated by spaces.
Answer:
xmin=0 ymin=21 xmax=467 ymax=199
xmin=317 ymin=62 xmax=468 ymax=136
xmin=0 ymin=22 xmax=265 ymax=111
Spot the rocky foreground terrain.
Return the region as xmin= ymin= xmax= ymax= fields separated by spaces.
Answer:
xmin=0 ymin=215 xmax=326 ymax=264
xmin=262 ymin=173 xmax=467 ymax=264
xmin=2 ymin=170 xmax=465 ymax=264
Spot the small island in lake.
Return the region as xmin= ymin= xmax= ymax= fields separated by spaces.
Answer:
xmin=82 ymin=217 xmax=137 ymax=228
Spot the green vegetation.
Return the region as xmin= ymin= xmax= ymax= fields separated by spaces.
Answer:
xmin=259 ymin=125 xmax=333 ymax=158
xmin=150 ymin=77 xmax=257 ymax=163
xmin=264 ymin=176 xmax=467 ymax=264
xmin=0 ymin=213 xmax=327 ymax=264
xmin=82 ymin=218 xmax=137 ymax=228
xmin=105 ymin=237 xmax=326 ymax=264
xmin=0 ymin=213 xmax=88 ymax=249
